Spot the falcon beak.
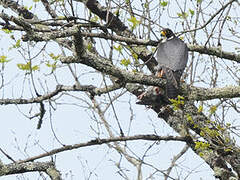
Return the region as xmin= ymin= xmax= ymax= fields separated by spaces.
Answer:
xmin=161 ymin=30 xmax=166 ymax=37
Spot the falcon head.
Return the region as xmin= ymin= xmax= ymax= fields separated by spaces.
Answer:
xmin=161 ymin=28 xmax=175 ymax=39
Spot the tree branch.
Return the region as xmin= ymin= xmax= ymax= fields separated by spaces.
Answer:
xmin=0 ymin=83 xmax=123 ymax=105
xmin=0 ymin=161 xmax=62 ymax=180
xmin=40 ymin=0 xmax=57 ymax=18
xmin=18 ymin=135 xmax=187 ymax=163
xmin=0 ymin=0 xmax=34 ymax=19
xmin=61 ymin=56 xmax=166 ymax=87
xmin=186 ymin=85 xmax=240 ymax=101
xmin=19 ymin=27 xmax=240 ymax=64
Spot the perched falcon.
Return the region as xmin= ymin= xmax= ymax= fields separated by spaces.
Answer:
xmin=156 ymin=28 xmax=188 ymax=99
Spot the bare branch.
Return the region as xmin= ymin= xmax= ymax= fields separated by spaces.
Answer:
xmin=18 ymin=135 xmax=187 ymax=163
xmin=0 ymin=83 xmax=123 ymax=105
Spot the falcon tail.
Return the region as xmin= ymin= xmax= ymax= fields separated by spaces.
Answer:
xmin=166 ymin=82 xmax=179 ymax=99
xmin=163 ymin=67 xmax=182 ymax=99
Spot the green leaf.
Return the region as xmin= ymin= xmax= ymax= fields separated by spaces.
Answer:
xmin=198 ymin=105 xmax=203 ymax=113
xmin=151 ymin=47 xmax=156 ymax=52
xmin=90 ymin=15 xmax=99 ymax=23
xmin=224 ymin=148 xmax=233 ymax=152
xmin=114 ymin=9 xmax=120 ymax=16
xmin=186 ymin=113 xmax=193 ymax=124
xmin=170 ymin=95 xmax=184 ymax=110
xmin=32 ymin=65 xmax=39 ymax=71
xmin=9 ymin=39 xmax=21 ymax=50
xmin=209 ymin=105 xmax=217 ymax=114
xmin=113 ymin=45 xmax=122 ymax=52
xmin=189 ymin=9 xmax=195 ymax=16
xmin=15 ymin=39 xmax=21 ymax=48
xmin=177 ymin=95 xmax=184 ymax=105
xmin=177 ymin=12 xmax=188 ymax=19
xmin=17 ymin=63 xmax=30 ymax=71
xmin=127 ymin=16 xmax=140 ymax=30
xmin=144 ymin=2 xmax=149 ymax=8
xmin=226 ymin=123 xmax=231 ymax=127
xmin=57 ymin=16 xmax=65 ymax=20
xmin=194 ymin=141 xmax=210 ymax=150
xmin=160 ymin=1 xmax=168 ymax=7
xmin=49 ymin=53 xmax=60 ymax=61
xmin=33 ymin=0 xmax=40 ymax=2
xmin=0 ymin=56 xmax=10 ymax=63
xmin=87 ymin=42 xmax=93 ymax=51
xmin=132 ymin=52 xmax=138 ymax=60
xmin=2 ymin=29 xmax=12 ymax=34
xmin=17 ymin=62 xmax=39 ymax=71
xmin=120 ymin=58 xmax=131 ymax=67
xmin=46 ymin=62 xmax=57 ymax=71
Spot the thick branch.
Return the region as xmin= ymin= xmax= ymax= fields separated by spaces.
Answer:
xmin=186 ymin=85 xmax=240 ymax=101
xmin=61 ymin=54 xmax=240 ymax=101
xmin=61 ymin=56 xmax=166 ymax=87
xmin=1 ymin=81 xmax=239 ymax=106
xmin=0 ymin=161 xmax=62 ymax=180
xmin=188 ymin=45 xmax=240 ymax=63
xmin=20 ymin=28 xmax=240 ymax=64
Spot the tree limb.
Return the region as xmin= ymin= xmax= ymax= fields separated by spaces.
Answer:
xmin=0 ymin=83 xmax=123 ymax=105
xmin=19 ymin=28 xmax=240 ymax=64
xmin=0 ymin=0 xmax=34 ymax=19
xmin=17 ymin=135 xmax=187 ymax=163
xmin=0 ymin=161 xmax=62 ymax=180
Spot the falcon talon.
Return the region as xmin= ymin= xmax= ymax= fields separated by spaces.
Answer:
xmin=156 ymin=69 xmax=164 ymax=78
xmin=137 ymin=92 xmax=146 ymax=100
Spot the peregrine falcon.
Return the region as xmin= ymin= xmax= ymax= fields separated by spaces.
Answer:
xmin=156 ymin=28 xmax=188 ymax=99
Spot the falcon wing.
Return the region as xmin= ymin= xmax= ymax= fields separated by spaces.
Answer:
xmin=156 ymin=37 xmax=188 ymax=71
xmin=156 ymin=37 xmax=188 ymax=99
